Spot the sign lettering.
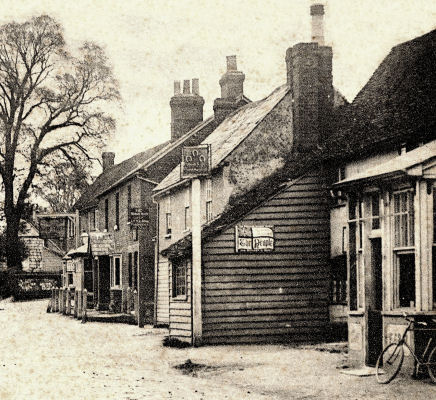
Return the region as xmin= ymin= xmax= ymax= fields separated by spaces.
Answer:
xmin=39 ymin=217 xmax=66 ymax=239
xmin=130 ymin=207 xmax=149 ymax=225
xmin=181 ymin=145 xmax=211 ymax=178
xmin=235 ymin=226 xmax=274 ymax=252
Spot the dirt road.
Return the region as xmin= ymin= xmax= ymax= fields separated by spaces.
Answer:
xmin=0 ymin=299 xmax=434 ymax=399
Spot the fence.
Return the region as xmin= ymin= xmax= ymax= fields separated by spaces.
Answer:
xmin=1 ymin=271 xmax=62 ymax=300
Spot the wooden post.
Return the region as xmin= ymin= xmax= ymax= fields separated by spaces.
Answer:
xmin=77 ymin=289 xmax=82 ymax=319
xmin=66 ymin=288 xmax=71 ymax=315
xmin=82 ymin=289 xmax=88 ymax=323
xmin=191 ymin=178 xmax=202 ymax=346
xmin=134 ymin=289 xmax=138 ymax=323
xmin=54 ymin=288 xmax=59 ymax=312
xmin=59 ymin=288 xmax=64 ymax=313
xmin=126 ymin=287 xmax=131 ymax=313
xmin=73 ymin=290 xmax=78 ymax=318
xmin=122 ymin=286 xmax=127 ymax=314
xmin=50 ymin=288 xmax=55 ymax=312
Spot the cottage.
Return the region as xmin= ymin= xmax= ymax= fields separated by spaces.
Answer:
xmin=153 ymin=4 xmax=348 ymax=345
xmin=72 ymin=62 xmax=250 ymax=325
xmin=331 ymin=29 xmax=436 ymax=366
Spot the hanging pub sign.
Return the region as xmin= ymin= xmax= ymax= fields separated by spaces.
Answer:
xmin=130 ymin=207 xmax=150 ymax=226
xmin=39 ymin=217 xmax=66 ymax=239
xmin=235 ymin=225 xmax=274 ymax=252
xmin=181 ymin=144 xmax=211 ymax=178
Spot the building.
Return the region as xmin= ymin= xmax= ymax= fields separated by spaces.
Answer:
xmin=331 ymin=29 xmax=436 ymax=366
xmin=71 ymin=63 xmax=250 ymax=325
xmin=153 ymin=4 xmax=348 ymax=345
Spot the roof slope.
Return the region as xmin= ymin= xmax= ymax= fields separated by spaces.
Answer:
xmin=155 ymin=85 xmax=290 ymax=192
xmin=329 ymin=29 xmax=436 ymax=157
xmin=74 ymin=141 xmax=169 ymax=210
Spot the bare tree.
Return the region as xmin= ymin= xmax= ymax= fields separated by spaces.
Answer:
xmin=0 ymin=15 xmax=119 ymax=269
xmin=33 ymin=161 xmax=91 ymax=212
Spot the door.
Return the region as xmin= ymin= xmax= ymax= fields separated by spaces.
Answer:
xmin=367 ymin=238 xmax=383 ymax=366
xmin=97 ymin=255 xmax=111 ymax=310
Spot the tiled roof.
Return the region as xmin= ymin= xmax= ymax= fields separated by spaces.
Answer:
xmin=74 ymin=141 xmax=170 ymax=211
xmin=328 ymin=29 xmax=436 ymax=158
xmin=154 ymin=85 xmax=290 ymax=193
xmin=89 ymin=231 xmax=114 ymax=256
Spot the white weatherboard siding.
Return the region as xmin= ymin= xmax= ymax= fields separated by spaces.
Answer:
xmin=156 ymin=259 xmax=169 ymax=325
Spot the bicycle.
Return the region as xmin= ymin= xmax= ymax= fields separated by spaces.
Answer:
xmin=375 ymin=313 xmax=436 ymax=384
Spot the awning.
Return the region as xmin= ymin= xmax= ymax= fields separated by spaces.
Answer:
xmin=63 ymin=243 xmax=88 ymax=259
xmin=334 ymin=140 xmax=436 ymax=188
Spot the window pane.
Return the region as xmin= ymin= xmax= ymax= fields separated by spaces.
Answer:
xmin=115 ymin=257 xmax=120 ymax=286
xmin=372 ymin=194 xmax=380 ymax=229
xmin=398 ymin=253 xmax=415 ymax=307
xmin=349 ymin=196 xmax=356 ymax=220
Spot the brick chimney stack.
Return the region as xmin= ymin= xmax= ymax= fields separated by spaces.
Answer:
xmin=213 ymin=55 xmax=245 ymax=124
xmin=286 ymin=4 xmax=333 ymax=151
xmin=102 ymin=152 xmax=115 ymax=171
xmin=310 ymin=4 xmax=325 ymax=46
xmin=170 ymin=79 xmax=205 ymax=141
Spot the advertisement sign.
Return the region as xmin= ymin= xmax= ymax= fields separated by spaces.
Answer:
xmin=235 ymin=225 xmax=274 ymax=252
xmin=130 ymin=207 xmax=149 ymax=225
xmin=39 ymin=217 xmax=66 ymax=239
xmin=181 ymin=145 xmax=211 ymax=178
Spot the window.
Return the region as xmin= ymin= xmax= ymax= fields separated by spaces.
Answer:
xmin=330 ymin=254 xmax=347 ymax=304
xmin=84 ymin=258 xmax=93 ymax=292
xmin=393 ymin=190 xmax=415 ymax=309
xmin=68 ymin=218 xmax=75 ymax=238
xmin=165 ymin=196 xmax=172 ymax=236
xmin=127 ymin=185 xmax=132 ymax=222
xmin=115 ymin=192 xmax=120 ymax=228
xmin=393 ymin=190 xmax=414 ymax=248
xmin=348 ymin=195 xmax=364 ymax=310
xmin=128 ymin=253 xmax=133 ymax=287
xmin=132 ymin=226 xmax=138 ymax=241
xmin=205 ymin=178 xmax=212 ymax=222
xmin=89 ymin=209 xmax=96 ymax=231
xmin=172 ymin=258 xmax=187 ymax=298
xmin=184 ymin=188 xmax=190 ymax=231
xmin=68 ymin=272 xmax=73 ymax=286
xmin=371 ymin=193 xmax=380 ymax=230
xmin=105 ymin=198 xmax=109 ymax=231
xmin=133 ymin=251 xmax=138 ymax=291
xmin=111 ymin=255 xmax=121 ymax=287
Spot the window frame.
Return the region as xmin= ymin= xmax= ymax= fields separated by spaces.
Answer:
xmin=104 ymin=198 xmax=109 ymax=231
xmin=172 ymin=258 xmax=187 ymax=300
xmin=111 ymin=254 xmax=122 ymax=288
xmin=115 ymin=192 xmax=120 ymax=229
xmin=165 ymin=196 xmax=172 ymax=237
xmin=184 ymin=187 xmax=190 ymax=231
xmin=205 ymin=178 xmax=212 ymax=222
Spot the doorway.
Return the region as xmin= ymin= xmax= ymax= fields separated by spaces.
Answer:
xmin=97 ymin=255 xmax=110 ymax=310
xmin=367 ymin=238 xmax=383 ymax=366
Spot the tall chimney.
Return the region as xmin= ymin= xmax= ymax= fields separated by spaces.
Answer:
xmin=213 ymin=55 xmax=245 ymax=124
xmin=102 ymin=152 xmax=115 ymax=171
xmin=286 ymin=4 xmax=333 ymax=151
xmin=170 ymin=79 xmax=205 ymax=141
xmin=310 ymin=4 xmax=325 ymax=46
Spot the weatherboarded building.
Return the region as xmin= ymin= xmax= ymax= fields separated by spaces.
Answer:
xmin=153 ymin=4 xmax=348 ymax=344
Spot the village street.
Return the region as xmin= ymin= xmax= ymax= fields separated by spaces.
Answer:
xmin=0 ymin=299 xmax=434 ymax=400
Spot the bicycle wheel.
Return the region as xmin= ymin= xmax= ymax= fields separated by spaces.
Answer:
xmin=376 ymin=342 xmax=404 ymax=384
xmin=427 ymin=346 xmax=436 ymax=383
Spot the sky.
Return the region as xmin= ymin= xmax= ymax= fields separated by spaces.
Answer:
xmin=0 ymin=0 xmax=435 ymax=165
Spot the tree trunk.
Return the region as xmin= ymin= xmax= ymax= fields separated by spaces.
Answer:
xmin=5 ymin=210 xmax=22 ymax=271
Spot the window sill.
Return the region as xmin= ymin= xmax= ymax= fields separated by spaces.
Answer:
xmin=110 ymin=287 xmax=122 ymax=291
xmin=348 ymin=310 xmax=364 ymax=316
xmin=172 ymin=295 xmax=188 ymax=302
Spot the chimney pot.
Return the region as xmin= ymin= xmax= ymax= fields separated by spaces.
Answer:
xmin=192 ymin=78 xmax=199 ymax=95
xmin=102 ymin=152 xmax=115 ymax=171
xmin=174 ymin=80 xmax=181 ymax=95
xmin=311 ymin=3 xmax=325 ymax=46
xmin=226 ymin=55 xmax=237 ymax=71
xmin=183 ymin=80 xmax=190 ymax=94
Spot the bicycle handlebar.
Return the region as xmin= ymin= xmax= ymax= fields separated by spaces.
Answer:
xmin=402 ymin=311 xmax=428 ymax=326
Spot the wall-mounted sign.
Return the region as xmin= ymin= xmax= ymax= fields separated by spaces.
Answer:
xmin=130 ymin=207 xmax=149 ymax=225
xmin=39 ymin=217 xmax=66 ymax=239
xmin=235 ymin=226 xmax=274 ymax=252
xmin=181 ymin=145 xmax=211 ymax=178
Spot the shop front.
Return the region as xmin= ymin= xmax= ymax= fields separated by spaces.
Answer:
xmin=335 ymin=142 xmax=436 ymax=366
